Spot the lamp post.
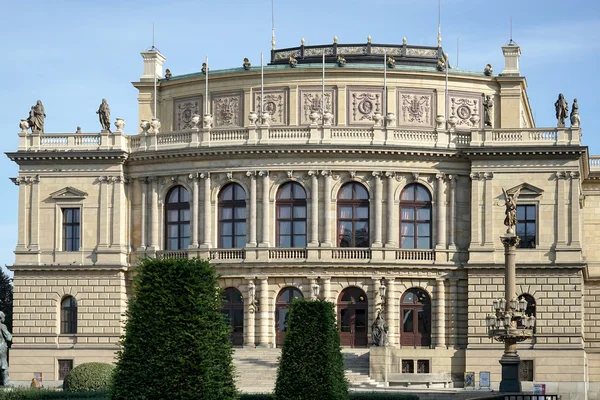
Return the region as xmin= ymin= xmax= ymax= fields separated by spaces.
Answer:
xmin=486 ymin=190 xmax=535 ymax=392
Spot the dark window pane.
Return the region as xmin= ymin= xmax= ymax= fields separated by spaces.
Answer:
xmin=181 ymin=209 xmax=191 ymax=221
xmin=356 ymin=206 xmax=369 ymax=219
xmin=417 ymin=237 xmax=430 ymax=249
xmin=220 ymin=184 xmax=233 ymax=201
xmin=293 ymin=235 xmax=306 ymax=247
xmin=235 ymin=222 xmax=246 ymax=236
xmin=517 ymin=206 xmax=525 ymax=220
xmin=221 ymin=222 xmax=232 ymax=235
xmin=293 ymin=221 xmax=306 ymax=235
xmin=234 ymin=236 xmax=246 ymax=248
xmin=221 ymin=237 xmax=233 ymax=249
xmin=340 ymin=309 xmax=351 ymax=332
xmin=278 ymin=184 xmax=291 ymax=199
xmin=180 ymin=188 xmax=190 ymax=202
xmin=355 ymin=309 xmax=366 ymax=331
xmin=293 ymin=206 xmax=306 ymax=219
xmin=403 ymin=310 xmax=414 ymax=332
xmin=354 ymin=184 xmax=369 ymax=200
xmin=221 ymin=208 xmax=233 ymax=219
xmin=401 ymin=208 xmax=415 ymax=220
xmin=279 ymin=221 xmax=291 ymax=235
xmin=279 ymin=235 xmax=291 ymax=248
xmin=278 ymin=206 xmax=291 ymax=219
xmin=339 ymin=185 xmax=352 ymax=199
xmin=181 ymin=223 xmax=191 ymax=238
xmin=417 ymin=223 xmax=430 ymax=236
xmin=415 ymin=186 xmax=430 ymax=201
xmin=417 ymin=208 xmax=431 ymax=220
xmin=234 ymin=184 xmax=246 ymax=200
xmin=293 ymin=184 xmax=306 ymax=199
xmin=167 ymin=210 xmax=178 ymax=221
xmin=234 ymin=207 xmax=246 ymax=219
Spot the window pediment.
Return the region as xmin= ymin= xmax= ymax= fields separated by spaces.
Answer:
xmin=507 ymin=183 xmax=543 ymax=199
xmin=50 ymin=187 xmax=88 ymax=200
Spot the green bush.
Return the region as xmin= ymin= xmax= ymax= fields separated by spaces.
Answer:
xmin=63 ymin=362 xmax=114 ymax=392
xmin=349 ymin=394 xmax=419 ymax=400
xmin=0 ymin=389 xmax=109 ymax=399
xmin=111 ymin=258 xmax=236 ymax=400
xmin=274 ymin=299 xmax=348 ymax=400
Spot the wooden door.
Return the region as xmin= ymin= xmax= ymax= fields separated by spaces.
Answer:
xmin=275 ymin=287 xmax=303 ymax=346
xmin=338 ymin=287 xmax=368 ymax=348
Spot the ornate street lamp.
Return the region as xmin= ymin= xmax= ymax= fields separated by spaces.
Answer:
xmin=486 ymin=189 xmax=535 ymax=392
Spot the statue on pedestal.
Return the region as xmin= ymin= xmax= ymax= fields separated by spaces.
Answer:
xmin=97 ymin=99 xmax=111 ymax=132
xmin=502 ymin=187 xmax=521 ymax=235
xmin=371 ymin=311 xmax=388 ymax=347
xmin=0 ymin=311 xmax=12 ymax=387
xmin=483 ymin=95 xmax=494 ymax=127
xmin=570 ymin=98 xmax=580 ymax=128
xmin=555 ymin=93 xmax=569 ymax=127
xmin=27 ymin=100 xmax=46 ymax=133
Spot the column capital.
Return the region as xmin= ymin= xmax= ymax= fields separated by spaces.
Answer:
xmin=258 ymin=170 xmax=269 ymax=177
xmin=187 ymin=172 xmax=200 ymax=182
xmin=447 ymin=174 xmax=457 ymax=182
xmin=569 ymin=171 xmax=580 ymax=180
xmin=307 ymin=170 xmax=319 ymax=178
xmin=555 ymin=171 xmax=567 ymax=180
xmin=384 ymin=171 xmax=396 ymax=179
xmin=469 ymin=172 xmax=483 ymax=181
xmin=501 ymin=235 xmax=520 ymax=249
xmin=372 ymin=171 xmax=382 ymax=179
xmin=483 ymin=172 xmax=494 ymax=180
xmin=435 ymin=172 xmax=446 ymax=181
xmin=257 ymin=275 xmax=269 ymax=282
xmin=320 ymin=170 xmax=332 ymax=178
xmin=246 ymin=170 xmax=257 ymax=179
xmin=199 ymin=171 xmax=210 ymax=179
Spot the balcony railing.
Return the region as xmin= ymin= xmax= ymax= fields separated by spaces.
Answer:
xmin=18 ymin=126 xmax=585 ymax=157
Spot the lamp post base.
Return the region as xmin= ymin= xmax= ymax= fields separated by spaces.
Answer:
xmin=499 ymin=355 xmax=521 ymax=393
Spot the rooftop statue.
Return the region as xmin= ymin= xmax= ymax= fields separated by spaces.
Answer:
xmin=555 ymin=93 xmax=569 ymax=127
xmin=27 ymin=100 xmax=46 ymax=134
xmin=570 ymin=98 xmax=580 ymax=128
xmin=0 ymin=311 xmax=12 ymax=387
xmin=97 ymin=99 xmax=111 ymax=133
xmin=483 ymin=95 xmax=494 ymax=127
xmin=502 ymin=187 xmax=521 ymax=235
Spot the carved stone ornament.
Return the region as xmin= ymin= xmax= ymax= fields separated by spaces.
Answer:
xmin=248 ymin=111 xmax=258 ymax=126
xmin=150 ymin=118 xmax=161 ymax=134
xmin=385 ymin=112 xmax=396 ymax=127
xmin=19 ymin=119 xmax=29 ymax=134
xmin=140 ymin=120 xmax=151 ymax=134
xmin=203 ymin=114 xmax=213 ymax=129
xmin=243 ymin=58 xmax=251 ymax=71
xmin=300 ymin=88 xmax=335 ymax=125
xmin=114 ymin=118 xmax=125 ymax=132
xmin=254 ymin=90 xmax=287 ymax=125
xmin=449 ymin=93 xmax=483 ymax=128
xmin=349 ymin=88 xmax=382 ymax=124
xmin=501 ymin=235 xmax=520 ymax=248
xmin=174 ymin=97 xmax=202 ymax=131
xmin=213 ymin=92 xmax=242 ymax=127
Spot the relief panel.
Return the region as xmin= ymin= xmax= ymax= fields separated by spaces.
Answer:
xmin=253 ymin=88 xmax=289 ymax=125
xmin=173 ymin=96 xmax=202 ymax=131
xmin=347 ymin=86 xmax=383 ymax=125
xmin=449 ymin=91 xmax=484 ymax=129
xmin=212 ymin=91 xmax=243 ymax=128
xmin=298 ymin=87 xmax=336 ymax=125
xmin=397 ymin=89 xmax=435 ymax=128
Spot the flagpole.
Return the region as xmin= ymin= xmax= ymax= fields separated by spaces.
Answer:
xmin=152 ymin=23 xmax=157 ymax=119
xmin=205 ymin=56 xmax=209 ymax=115
xmin=383 ymin=50 xmax=387 ymax=116
xmin=322 ymin=51 xmax=325 ymax=118
xmin=261 ymin=52 xmax=264 ymax=114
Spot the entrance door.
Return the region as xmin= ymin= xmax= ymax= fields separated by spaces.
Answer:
xmin=222 ymin=287 xmax=244 ymax=347
xmin=400 ymin=288 xmax=431 ymax=347
xmin=275 ymin=287 xmax=303 ymax=346
xmin=338 ymin=287 xmax=368 ymax=348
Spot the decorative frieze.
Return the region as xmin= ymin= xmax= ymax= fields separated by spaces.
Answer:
xmin=298 ymin=87 xmax=336 ymax=125
xmin=449 ymin=92 xmax=484 ymax=128
xmin=212 ymin=91 xmax=243 ymax=127
xmin=174 ymin=96 xmax=202 ymax=131
xmin=347 ymin=87 xmax=383 ymax=125
xmin=254 ymin=88 xmax=288 ymax=125
xmin=397 ymin=89 xmax=435 ymax=127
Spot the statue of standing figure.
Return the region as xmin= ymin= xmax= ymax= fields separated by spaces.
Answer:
xmin=97 ymin=99 xmax=111 ymax=132
xmin=483 ymin=95 xmax=494 ymax=127
xmin=502 ymin=187 xmax=521 ymax=235
xmin=555 ymin=93 xmax=569 ymax=127
xmin=371 ymin=311 xmax=388 ymax=347
xmin=570 ymin=98 xmax=580 ymax=128
xmin=0 ymin=311 xmax=12 ymax=387
xmin=27 ymin=100 xmax=46 ymax=133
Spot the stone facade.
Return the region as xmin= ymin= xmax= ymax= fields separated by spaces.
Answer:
xmin=5 ymin=40 xmax=600 ymax=399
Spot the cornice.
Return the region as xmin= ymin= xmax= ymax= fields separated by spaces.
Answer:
xmin=5 ymin=150 xmax=129 ymax=163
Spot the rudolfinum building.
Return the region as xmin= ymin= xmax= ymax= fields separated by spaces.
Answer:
xmin=6 ymin=37 xmax=600 ymax=399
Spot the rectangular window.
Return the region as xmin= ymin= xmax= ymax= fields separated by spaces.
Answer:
xmin=516 ymin=205 xmax=536 ymax=249
xmin=402 ymin=360 xmax=414 ymax=373
xmin=417 ymin=360 xmax=430 ymax=373
xmin=62 ymin=208 xmax=80 ymax=251
xmin=58 ymin=359 xmax=73 ymax=380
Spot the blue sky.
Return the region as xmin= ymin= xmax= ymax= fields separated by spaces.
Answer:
xmin=1 ymin=0 xmax=599 ymax=277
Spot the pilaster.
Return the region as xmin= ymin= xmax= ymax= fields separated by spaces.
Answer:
xmin=258 ymin=276 xmax=270 ymax=347
xmin=247 ymin=171 xmax=257 ymax=247
xmin=385 ymin=278 xmax=396 ymax=347
xmin=259 ymin=171 xmax=270 ymax=247
xmin=97 ymin=176 xmax=110 ymax=250
xmin=556 ymin=171 xmax=567 ymax=247
xmin=435 ymin=278 xmax=446 ymax=349
xmin=137 ymin=178 xmax=148 ymax=251
xmin=190 ymin=174 xmax=200 ymax=248
xmin=15 ymin=177 xmax=28 ymax=251
xmin=435 ymin=173 xmax=447 ymax=251
xmin=308 ymin=170 xmax=319 ymax=246
xmin=200 ymin=172 xmax=212 ymax=248
xmin=372 ymin=172 xmax=383 ymax=248
xmin=29 ymin=175 xmax=40 ymax=251
xmin=484 ymin=172 xmax=494 ymax=247
xmin=570 ymin=172 xmax=581 ymax=248
xmin=321 ymin=170 xmax=333 ymax=247
xmin=448 ymin=175 xmax=457 ymax=250
xmin=149 ymin=176 xmax=159 ymax=251
xmin=245 ymin=278 xmax=257 ymax=347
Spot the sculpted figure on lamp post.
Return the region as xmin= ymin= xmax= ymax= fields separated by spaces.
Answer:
xmin=555 ymin=93 xmax=569 ymax=127
xmin=0 ymin=311 xmax=12 ymax=387
xmin=97 ymin=99 xmax=111 ymax=132
xmin=502 ymin=187 xmax=520 ymax=234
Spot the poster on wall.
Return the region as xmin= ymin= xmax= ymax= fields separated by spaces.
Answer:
xmin=479 ymin=371 xmax=490 ymax=388
xmin=533 ymin=384 xmax=546 ymax=395
xmin=34 ymin=372 xmax=43 ymax=385
xmin=464 ymin=371 xmax=475 ymax=387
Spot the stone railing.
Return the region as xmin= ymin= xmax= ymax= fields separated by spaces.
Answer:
xmin=17 ymin=126 xmax=583 ymax=154
xmin=590 ymin=156 xmax=600 ymax=171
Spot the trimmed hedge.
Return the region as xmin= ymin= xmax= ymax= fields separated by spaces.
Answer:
xmin=111 ymin=258 xmax=236 ymax=400
xmin=237 ymin=394 xmax=419 ymax=400
xmin=63 ymin=363 xmax=114 ymax=392
xmin=274 ymin=299 xmax=348 ymax=400
xmin=0 ymin=389 xmax=109 ymax=400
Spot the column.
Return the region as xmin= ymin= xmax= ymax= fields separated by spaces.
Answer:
xmin=373 ymin=172 xmax=383 ymax=247
xmin=484 ymin=172 xmax=494 ymax=247
xmin=321 ymin=170 xmax=333 ymax=247
xmin=259 ymin=171 xmax=270 ymax=247
xmin=448 ymin=175 xmax=457 ymax=249
xmin=435 ymin=173 xmax=447 ymax=250
xmin=201 ymin=173 xmax=212 ymax=248
xmin=29 ymin=175 xmax=40 ymax=251
xmin=15 ymin=178 xmax=28 ymax=250
xmin=385 ymin=172 xmax=396 ymax=247
xmin=308 ymin=171 xmax=319 ymax=246
xmin=247 ymin=171 xmax=257 ymax=246
xmin=556 ymin=171 xmax=567 ymax=246
xmin=435 ymin=278 xmax=446 ymax=348
xmin=190 ymin=174 xmax=199 ymax=248
xmin=149 ymin=177 xmax=159 ymax=250
xmin=111 ymin=176 xmax=125 ymax=249
xmin=469 ymin=173 xmax=483 ymax=247
xmin=570 ymin=172 xmax=581 ymax=247
xmin=245 ymin=278 xmax=256 ymax=347
xmin=98 ymin=176 xmax=110 ymax=249
xmin=449 ymin=278 xmax=458 ymax=347
xmin=385 ymin=278 xmax=396 ymax=346
xmin=258 ymin=277 xmax=270 ymax=347
xmin=322 ymin=276 xmax=331 ymax=302
xmin=138 ymin=178 xmax=147 ymax=250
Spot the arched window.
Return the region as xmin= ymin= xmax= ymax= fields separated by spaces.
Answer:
xmin=337 ymin=182 xmax=369 ymax=247
xmin=400 ymin=184 xmax=432 ymax=249
xmin=61 ymin=296 xmax=78 ymax=334
xmin=222 ymin=287 xmax=244 ymax=346
xmin=400 ymin=288 xmax=431 ymax=347
xmin=337 ymin=287 xmax=368 ymax=348
xmin=276 ymin=287 xmax=304 ymax=346
xmin=276 ymin=182 xmax=307 ymax=248
xmin=218 ymin=184 xmax=247 ymax=248
xmin=518 ymin=294 xmax=536 ymax=332
xmin=165 ymin=186 xmax=191 ymax=250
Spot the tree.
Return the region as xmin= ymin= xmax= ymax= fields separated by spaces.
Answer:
xmin=0 ymin=269 xmax=12 ymax=333
xmin=274 ymin=299 xmax=349 ymax=400
xmin=111 ymin=258 xmax=237 ymax=400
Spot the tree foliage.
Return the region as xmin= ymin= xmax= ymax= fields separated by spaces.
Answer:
xmin=110 ymin=258 xmax=236 ymax=400
xmin=274 ymin=299 xmax=348 ymax=400
xmin=63 ymin=362 xmax=114 ymax=392
xmin=0 ymin=269 xmax=12 ymax=333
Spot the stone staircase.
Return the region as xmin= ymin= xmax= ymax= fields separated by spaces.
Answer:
xmin=233 ymin=348 xmax=384 ymax=394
